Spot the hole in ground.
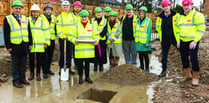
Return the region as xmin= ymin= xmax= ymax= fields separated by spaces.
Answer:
xmin=77 ymin=88 xmax=117 ymax=103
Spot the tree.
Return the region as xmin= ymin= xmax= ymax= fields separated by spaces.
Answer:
xmin=134 ymin=0 xmax=153 ymax=13
xmin=173 ymin=4 xmax=184 ymax=13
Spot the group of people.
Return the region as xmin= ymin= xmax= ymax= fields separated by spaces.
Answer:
xmin=3 ymin=0 xmax=205 ymax=88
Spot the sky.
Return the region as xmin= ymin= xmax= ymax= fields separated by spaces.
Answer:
xmin=117 ymin=0 xmax=204 ymax=7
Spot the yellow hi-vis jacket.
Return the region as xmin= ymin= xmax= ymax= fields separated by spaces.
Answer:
xmin=69 ymin=21 xmax=100 ymax=59
xmin=91 ymin=16 xmax=107 ymax=40
xmin=6 ymin=15 xmax=29 ymax=44
xmin=156 ymin=12 xmax=179 ymax=42
xmin=135 ymin=17 xmax=152 ymax=44
xmin=42 ymin=14 xmax=56 ymax=40
xmin=176 ymin=8 xmax=206 ymax=43
xmin=29 ymin=15 xmax=50 ymax=53
xmin=57 ymin=11 xmax=77 ymax=39
xmin=106 ymin=21 xmax=121 ymax=44
xmin=121 ymin=15 xmax=137 ymax=37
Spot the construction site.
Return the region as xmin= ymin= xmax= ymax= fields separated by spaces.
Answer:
xmin=0 ymin=0 xmax=209 ymax=103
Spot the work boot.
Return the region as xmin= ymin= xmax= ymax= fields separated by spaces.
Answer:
xmin=28 ymin=72 xmax=34 ymax=81
xmin=94 ymin=63 xmax=98 ymax=71
xmin=192 ymin=71 xmax=199 ymax=86
xmin=13 ymin=82 xmax=23 ymax=88
xmin=158 ymin=70 xmax=166 ymax=77
xmin=99 ymin=64 xmax=103 ymax=71
xmin=85 ymin=78 xmax=93 ymax=84
xmin=20 ymin=80 xmax=30 ymax=85
xmin=43 ymin=73 xmax=48 ymax=78
xmin=78 ymin=75 xmax=83 ymax=85
xmin=36 ymin=73 xmax=41 ymax=81
xmin=146 ymin=68 xmax=149 ymax=73
xmin=181 ymin=68 xmax=192 ymax=82
xmin=139 ymin=66 xmax=144 ymax=70
xmin=48 ymin=70 xmax=55 ymax=75
xmin=69 ymin=68 xmax=75 ymax=75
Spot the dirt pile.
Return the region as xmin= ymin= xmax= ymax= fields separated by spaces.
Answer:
xmin=96 ymin=64 xmax=158 ymax=86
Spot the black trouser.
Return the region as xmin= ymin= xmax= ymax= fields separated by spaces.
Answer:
xmin=59 ymin=38 xmax=73 ymax=69
xmin=75 ymin=59 xmax=91 ymax=78
xmin=161 ymin=41 xmax=177 ymax=71
xmin=180 ymin=41 xmax=200 ymax=71
xmin=29 ymin=52 xmax=48 ymax=74
xmin=11 ymin=54 xmax=27 ymax=84
xmin=46 ymin=40 xmax=55 ymax=73
xmin=138 ymin=51 xmax=149 ymax=70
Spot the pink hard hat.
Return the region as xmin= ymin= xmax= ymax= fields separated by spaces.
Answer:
xmin=161 ymin=0 xmax=171 ymax=6
xmin=73 ymin=1 xmax=82 ymax=7
xmin=182 ymin=0 xmax=193 ymax=5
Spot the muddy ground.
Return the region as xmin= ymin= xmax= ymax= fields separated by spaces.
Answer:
xmin=0 ymin=39 xmax=60 ymax=82
xmin=151 ymin=31 xmax=209 ymax=103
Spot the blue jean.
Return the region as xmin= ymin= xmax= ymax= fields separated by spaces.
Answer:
xmin=11 ymin=54 xmax=27 ymax=83
xmin=59 ymin=38 xmax=73 ymax=69
xmin=180 ymin=40 xmax=200 ymax=71
xmin=122 ymin=40 xmax=137 ymax=65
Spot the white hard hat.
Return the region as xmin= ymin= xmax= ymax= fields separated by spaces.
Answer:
xmin=30 ymin=4 xmax=40 ymax=11
xmin=62 ymin=0 xmax=70 ymax=6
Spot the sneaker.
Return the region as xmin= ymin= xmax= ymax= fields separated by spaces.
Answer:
xmin=43 ymin=74 xmax=48 ymax=78
xmin=158 ymin=70 xmax=166 ymax=78
xmin=48 ymin=71 xmax=55 ymax=75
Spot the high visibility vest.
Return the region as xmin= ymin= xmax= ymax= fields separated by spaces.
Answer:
xmin=156 ymin=13 xmax=179 ymax=42
xmin=57 ymin=12 xmax=76 ymax=39
xmin=43 ymin=15 xmax=56 ymax=40
xmin=29 ymin=15 xmax=50 ymax=53
xmin=177 ymin=9 xmax=206 ymax=42
xmin=106 ymin=21 xmax=121 ymax=44
xmin=121 ymin=15 xmax=137 ymax=36
xmin=135 ymin=17 xmax=151 ymax=44
xmin=92 ymin=16 xmax=107 ymax=40
xmin=6 ymin=15 xmax=29 ymax=44
xmin=69 ymin=22 xmax=100 ymax=59
xmin=73 ymin=12 xmax=81 ymax=23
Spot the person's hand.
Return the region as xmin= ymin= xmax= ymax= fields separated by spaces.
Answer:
xmin=7 ymin=48 xmax=12 ymax=52
xmin=29 ymin=45 xmax=32 ymax=50
xmin=177 ymin=43 xmax=180 ymax=48
xmin=75 ymin=40 xmax=79 ymax=45
xmin=44 ymin=44 xmax=48 ymax=48
xmin=109 ymin=38 xmax=114 ymax=42
xmin=189 ymin=41 xmax=197 ymax=49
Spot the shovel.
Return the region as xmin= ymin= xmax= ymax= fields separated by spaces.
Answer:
xmin=60 ymin=34 xmax=69 ymax=81
xmin=109 ymin=42 xmax=113 ymax=59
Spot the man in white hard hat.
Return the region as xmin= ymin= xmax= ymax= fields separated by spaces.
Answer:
xmin=28 ymin=4 xmax=50 ymax=81
xmin=57 ymin=0 xmax=76 ymax=74
xmin=3 ymin=0 xmax=32 ymax=88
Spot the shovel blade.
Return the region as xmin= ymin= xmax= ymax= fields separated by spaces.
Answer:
xmin=60 ymin=68 xmax=69 ymax=81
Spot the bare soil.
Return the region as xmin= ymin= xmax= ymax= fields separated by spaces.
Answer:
xmin=96 ymin=64 xmax=158 ymax=86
